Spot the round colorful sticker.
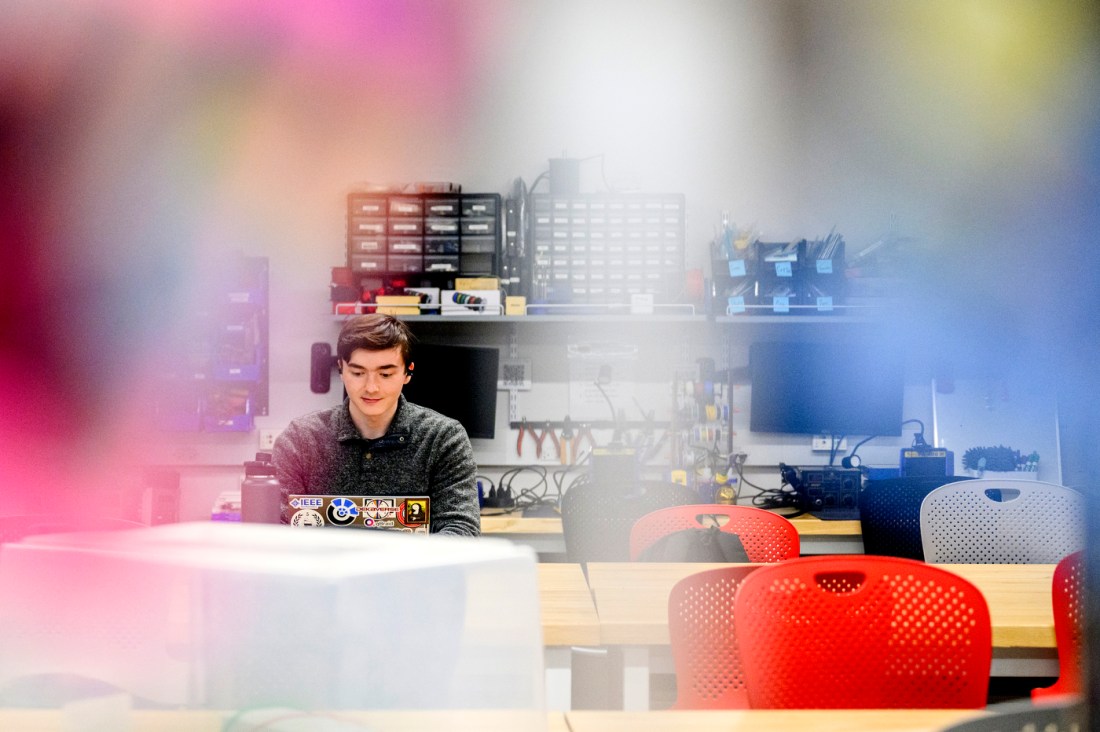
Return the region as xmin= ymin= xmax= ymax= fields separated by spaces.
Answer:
xmin=290 ymin=509 xmax=325 ymax=527
xmin=326 ymin=497 xmax=359 ymax=526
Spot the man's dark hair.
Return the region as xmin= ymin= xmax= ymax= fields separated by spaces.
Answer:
xmin=336 ymin=314 xmax=414 ymax=366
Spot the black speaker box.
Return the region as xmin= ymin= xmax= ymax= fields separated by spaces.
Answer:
xmin=790 ymin=466 xmax=862 ymax=520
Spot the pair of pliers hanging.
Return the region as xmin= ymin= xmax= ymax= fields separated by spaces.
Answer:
xmin=559 ymin=418 xmax=576 ymax=465
xmin=571 ymin=422 xmax=597 ymax=463
xmin=541 ymin=421 xmax=561 ymax=462
xmin=516 ymin=419 xmax=559 ymax=461
xmin=557 ymin=417 xmax=597 ymax=465
xmin=516 ymin=418 xmax=539 ymax=458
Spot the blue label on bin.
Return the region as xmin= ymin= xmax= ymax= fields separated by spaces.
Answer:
xmin=775 ymin=261 xmax=792 ymax=277
xmin=816 ymin=260 xmax=833 ymax=274
xmin=773 ymin=296 xmax=790 ymax=313
xmin=727 ymin=296 xmax=746 ymax=314
xmin=816 ymin=296 xmax=834 ymax=312
xmin=728 ymin=259 xmax=746 ymax=277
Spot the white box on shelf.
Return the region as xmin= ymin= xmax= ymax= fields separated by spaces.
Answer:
xmin=441 ymin=289 xmax=502 ymax=316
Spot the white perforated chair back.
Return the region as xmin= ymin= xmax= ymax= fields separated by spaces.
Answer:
xmin=919 ymin=479 xmax=1084 ymax=564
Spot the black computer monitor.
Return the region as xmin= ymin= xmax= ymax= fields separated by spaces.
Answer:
xmin=749 ymin=340 xmax=905 ymax=436
xmin=403 ymin=343 xmax=499 ymax=439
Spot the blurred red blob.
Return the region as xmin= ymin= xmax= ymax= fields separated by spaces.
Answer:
xmin=1 ymin=0 xmax=510 ymax=516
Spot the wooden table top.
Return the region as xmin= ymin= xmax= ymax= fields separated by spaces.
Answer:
xmin=565 ymin=709 xmax=989 ymax=731
xmin=0 ymin=709 xmax=569 ymax=731
xmin=787 ymin=514 xmax=862 ymax=536
xmin=941 ymin=563 xmax=1057 ymax=649
xmin=585 ymin=562 xmax=1056 ymax=648
xmin=481 ymin=514 xmax=862 ymax=537
xmin=482 ymin=515 xmax=565 ymax=534
xmin=0 ymin=708 xmax=993 ymax=731
xmin=536 ymin=562 xmax=601 ymax=646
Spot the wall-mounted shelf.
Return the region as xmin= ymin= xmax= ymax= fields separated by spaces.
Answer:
xmin=330 ymin=312 xmax=889 ymax=325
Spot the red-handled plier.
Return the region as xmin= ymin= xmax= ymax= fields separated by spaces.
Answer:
xmin=541 ymin=421 xmax=561 ymax=462
xmin=517 ymin=419 xmax=559 ymax=460
xmin=571 ymin=422 xmax=597 ymax=462
xmin=516 ymin=418 xmax=537 ymax=458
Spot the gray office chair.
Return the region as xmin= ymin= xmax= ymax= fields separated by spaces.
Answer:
xmin=938 ymin=699 xmax=1085 ymax=731
xmin=560 ymin=478 xmax=700 ymax=708
xmin=560 ymin=479 xmax=699 ymax=564
xmin=919 ymin=479 xmax=1084 ymax=564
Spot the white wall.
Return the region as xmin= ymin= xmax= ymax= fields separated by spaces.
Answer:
xmin=150 ymin=1 xmax=1099 ymax=517
xmin=4 ymin=1 xmax=1093 ymax=518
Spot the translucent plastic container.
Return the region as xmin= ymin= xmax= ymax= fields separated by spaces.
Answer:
xmin=0 ymin=522 xmax=545 ymax=728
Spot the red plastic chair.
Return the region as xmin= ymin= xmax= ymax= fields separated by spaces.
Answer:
xmin=1033 ymin=550 xmax=1085 ymax=701
xmin=629 ymin=504 xmax=799 ymax=562
xmin=667 ymin=565 xmax=759 ymax=709
xmin=734 ymin=555 xmax=992 ymax=709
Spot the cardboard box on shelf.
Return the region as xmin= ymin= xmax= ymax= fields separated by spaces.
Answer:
xmin=505 ymin=296 xmax=527 ymax=316
xmin=375 ymin=296 xmax=421 ymax=316
xmin=454 ymin=277 xmax=500 ymax=291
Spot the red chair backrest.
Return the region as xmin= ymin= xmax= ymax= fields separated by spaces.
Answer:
xmin=667 ymin=565 xmax=759 ymax=709
xmin=1033 ymin=550 xmax=1085 ymax=700
xmin=735 ymin=555 xmax=992 ymax=709
xmin=630 ymin=504 xmax=799 ymax=562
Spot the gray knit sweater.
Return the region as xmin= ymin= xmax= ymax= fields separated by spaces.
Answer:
xmin=272 ymin=395 xmax=480 ymax=536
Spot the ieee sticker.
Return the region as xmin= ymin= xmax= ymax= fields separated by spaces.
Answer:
xmin=290 ymin=509 xmax=325 ymax=527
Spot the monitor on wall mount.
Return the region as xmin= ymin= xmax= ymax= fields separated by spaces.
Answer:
xmin=402 ymin=343 xmax=499 ymax=440
xmin=748 ymin=340 xmax=905 ymax=437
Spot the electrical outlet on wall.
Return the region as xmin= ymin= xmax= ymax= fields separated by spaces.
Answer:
xmin=259 ymin=429 xmax=281 ymax=450
xmin=811 ymin=435 xmax=847 ymax=452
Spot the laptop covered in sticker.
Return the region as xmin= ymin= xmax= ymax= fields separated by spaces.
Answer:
xmin=287 ymin=494 xmax=430 ymax=533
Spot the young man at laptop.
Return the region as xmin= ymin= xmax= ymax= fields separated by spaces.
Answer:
xmin=273 ymin=313 xmax=480 ymax=535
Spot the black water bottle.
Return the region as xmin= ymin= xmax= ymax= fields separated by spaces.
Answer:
xmin=241 ymin=451 xmax=282 ymax=524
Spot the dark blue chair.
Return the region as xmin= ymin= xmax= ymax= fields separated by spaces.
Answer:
xmin=858 ymin=476 xmax=969 ymax=560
